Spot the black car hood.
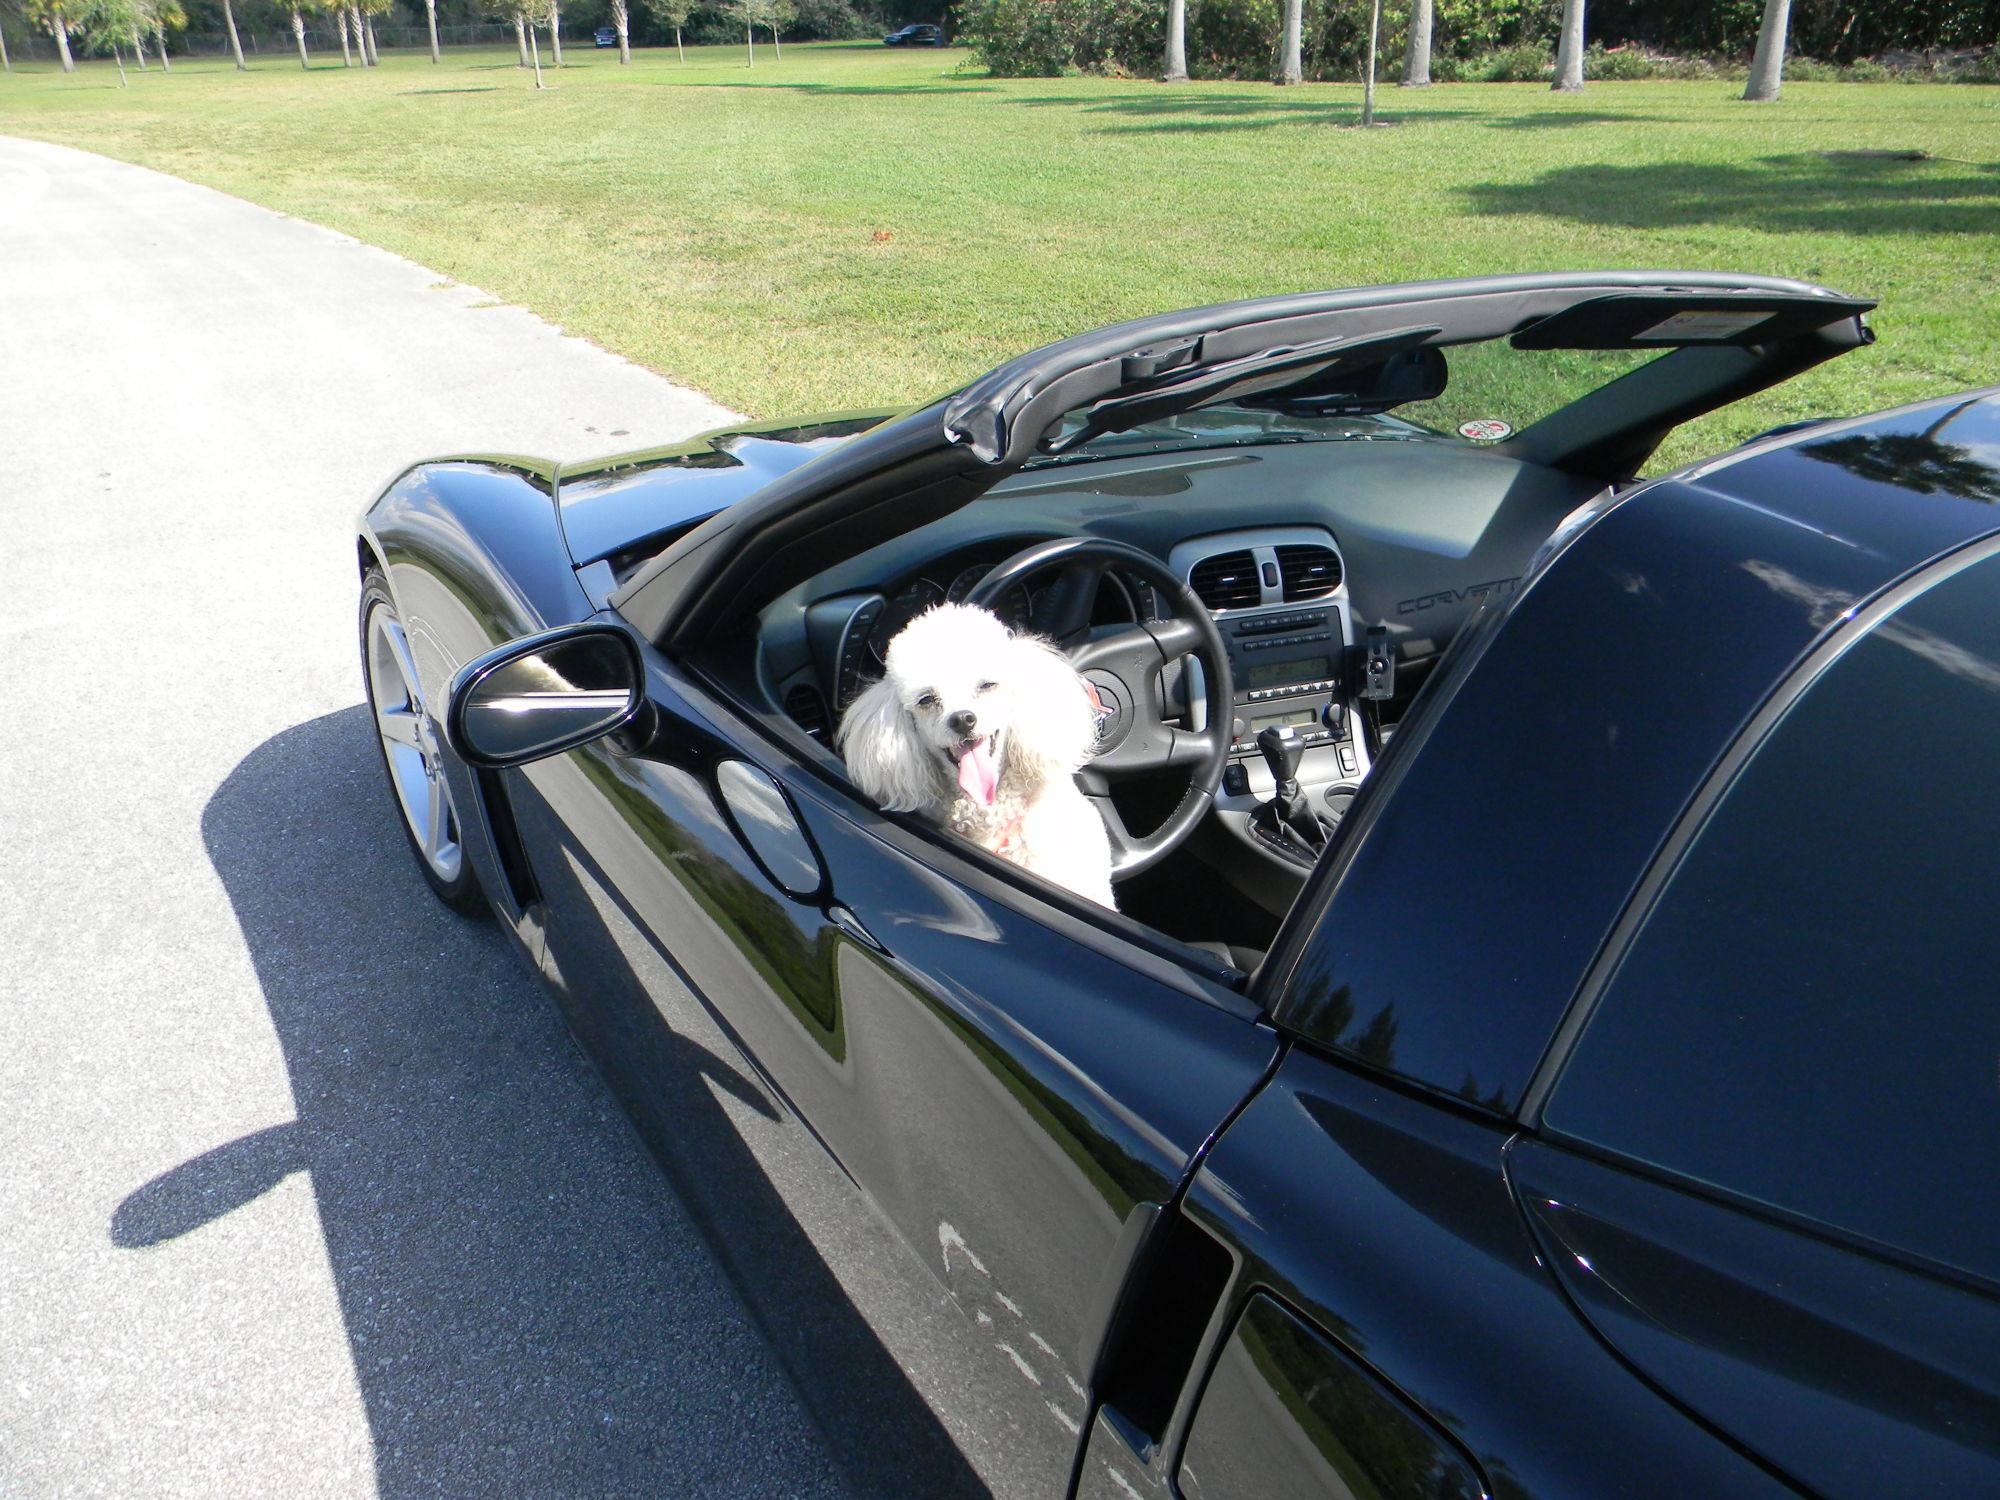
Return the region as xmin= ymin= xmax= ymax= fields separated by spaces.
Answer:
xmin=554 ymin=411 xmax=895 ymax=569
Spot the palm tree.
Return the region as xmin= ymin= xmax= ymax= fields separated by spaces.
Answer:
xmin=150 ymin=0 xmax=184 ymax=69
xmin=1551 ymin=0 xmax=1585 ymax=91
xmin=547 ymin=0 xmax=562 ymax=65
xmin=289 ymin=4 xmax=310 ymax=68
xmin=77 ymin=0 xmax=148 ymax=83
xmin=420 ymin=0 xmax=438 ymax=60
xmin=1400 ymin=0 xmax=1431 ymax=86
xmin=1162 ymin=0 xmax=1187 ymax=82
xmin=608 ymin=0 xmax=629 ymax=62
xmin=1275 ymin=0 xmax=1300 ymax=84
xmin=27 ymin=0 xmax=79 ymax=71
xmin=218 ymin=0 xmax=244 ymax=68
xmin=1361 ymin=0 xmax=1381 ymax=121
xmin=1743 ymin=0 xmax=1791 ymax=101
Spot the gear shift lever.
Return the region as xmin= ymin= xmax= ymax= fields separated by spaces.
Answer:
xmin=1256 ymin=725 xmax=1323 ymax=854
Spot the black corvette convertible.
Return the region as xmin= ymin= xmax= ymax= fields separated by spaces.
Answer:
xmin=357 ymin=273 xmax=2000 ymax=1499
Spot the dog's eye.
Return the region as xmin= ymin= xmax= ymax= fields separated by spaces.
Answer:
xmin=975 ymin=680 xmax=998 ymax=694
xmin=914 ymin=692 xmax=939 ymax=711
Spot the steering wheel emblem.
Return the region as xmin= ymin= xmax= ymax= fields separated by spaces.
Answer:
xmin=1083 ymin=678 xmax=1118 ymax=743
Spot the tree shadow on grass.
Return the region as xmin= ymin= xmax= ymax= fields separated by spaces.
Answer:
xmin=1001 ymin=90 xmax=1479 ymax=132
xmin=1485 ymin=109 xmax=1647 ymax=129
xmin=681 ymin=79 xmax=995 ymax=95
xmin=114 ymin=706 xmax=985 ymax=1500
xmin=1460 ymin=153 xmax=2000 ymax=236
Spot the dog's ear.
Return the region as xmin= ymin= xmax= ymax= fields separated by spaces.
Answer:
xmin=836 ymin=676 xmax=941 ymax=812
xmin=1003 ymin=634 xmax=1098 ymax=787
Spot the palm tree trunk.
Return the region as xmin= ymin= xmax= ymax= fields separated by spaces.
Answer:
xmin=155 ymin=21 xmax=172 ymax=68
xmin=1400 ymin=0 xmax=1431 ymax=85
xmin=291 ymin=7 xmax=309 ymax=67
xmin=113 ymin=40 xmax=127 ymax=83
xmin=131 ymin=24 xmax=148 ymax=67
xmin=1162 ymin=0 xmax=1187 ymax=81
xmin=222 ymin=0 xmax=247 ymax=68
xmin=361 ymin=8 xmax=379 ymax=63
xmin=1551 ymin=0 xmax=1585 ymax=90
xmin=1361 ymin=0 xmax=1380 ymax=121
xmin=53 ymin=6 xmax=77 ymax=72
xmin=548 ymin=0 xmax=562 ymax=65
xmin=1276 ymin=0 xmax=1301 ymax=83
xmin=612 ymin=0 xmax=629 ymax=62
xmin=745 ymin=20 xmax=753 ymax=65
xmin=1 ymin=24 xmax=11 ymax=71
xmin=528 ymin=20 xmax=543 ymax=85
xmin=674 ymin=25 xmax=683 ymax=61
xmin=513 ymin=13 xmax=528 ymax=65
xmin=1743 ymin=0 xmax=1791 ymax=101
xmin=423 ymin=0 xmax=439 ymax=60
xmin=771 ymin=21 xmax=780 ymax=57
xmin=337 ymin=8 xmax=351 ymax=66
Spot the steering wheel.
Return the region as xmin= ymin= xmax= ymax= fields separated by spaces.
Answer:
xmin=967 ymin=537 xmax=1232 ymax=878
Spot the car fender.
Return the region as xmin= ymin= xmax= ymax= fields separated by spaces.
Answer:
xmin=359 ymin=457 xmax=596 ymax=937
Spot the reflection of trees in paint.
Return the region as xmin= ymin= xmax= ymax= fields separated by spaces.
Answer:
xmin=1800 ymin=404 xmax=2000 ymax=502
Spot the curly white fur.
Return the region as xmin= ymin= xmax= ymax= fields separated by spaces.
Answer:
xmin=836 ymin=603 xmax=1115 ymax=909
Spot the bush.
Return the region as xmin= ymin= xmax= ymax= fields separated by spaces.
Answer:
xmin=1843 ymin=58 xmax=1889 ymax=82
xmin=1584 ymin=41 xmax=1654 ymax=79
xmin=959 ymin=0 xmax=1167 ymax=75
xmin=790 ymin=0 xmax=874 ymax=37
xmin=1783 ymin=55 xmax=1842 ymax=81
xmin=1473 ymin=42 xmax=1551 ymax=80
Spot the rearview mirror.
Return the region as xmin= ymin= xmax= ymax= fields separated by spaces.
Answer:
xmin=446 ymin=624 xmax=643 ymax=769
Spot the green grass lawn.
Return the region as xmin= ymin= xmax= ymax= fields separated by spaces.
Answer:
xmin=3 ymin=42 xmax=1996 ymax=463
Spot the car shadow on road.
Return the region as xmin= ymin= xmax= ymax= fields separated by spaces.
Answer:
xmin=112 ymin=706 xmax=986 ymax=1500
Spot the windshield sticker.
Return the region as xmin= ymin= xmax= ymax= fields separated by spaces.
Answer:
xmin=1458 ymin=419 xmax=1513 ymax=442
xmin=1633 ymin=310 xmax=1776 ymax=342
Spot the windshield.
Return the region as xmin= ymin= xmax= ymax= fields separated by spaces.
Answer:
xmin=1025 ymin=406 xmax=1431 ymax=467
xmin=1394 ymin=342 xmax=1663 ymax=443
xmin=1024 ymin=341 xmax=1672 ymax=468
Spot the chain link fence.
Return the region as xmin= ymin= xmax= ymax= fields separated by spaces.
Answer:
xmin=0 ymin=20 xmax=591 ymax=62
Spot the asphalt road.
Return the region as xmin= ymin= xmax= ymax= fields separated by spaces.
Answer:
xmin=0 ymin=136 xmax=870 ymax=1500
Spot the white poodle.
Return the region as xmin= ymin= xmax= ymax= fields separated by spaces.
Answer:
xmin=837 ymin=602 xmax=1116 ymax=909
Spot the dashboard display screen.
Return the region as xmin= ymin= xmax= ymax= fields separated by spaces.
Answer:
xmin=1247 ymin=655 xmax=1331 ymax=690
xmin=1250 ymin=706 xmax=1318 ymax=734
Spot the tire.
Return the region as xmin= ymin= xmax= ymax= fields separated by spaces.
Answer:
xmin=360 ymin=567 xmax=485 ymax=915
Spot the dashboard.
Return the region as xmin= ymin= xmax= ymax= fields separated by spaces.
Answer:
xmin=745 ymin=433 xmax=1602 ymax=895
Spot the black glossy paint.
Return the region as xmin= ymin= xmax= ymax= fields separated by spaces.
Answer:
xmin=497 ymin=649 xmax=1276 ymax=1497
xmin=1514 ymin=1143 xmax=2000 ymax=1500
xmin=357 ymin=300 xmax=2000 ymax=1500
xmin=1077 ymin=1046 xmax=1806 ymax=1500
xmin=556 ymin=413 xmax=894 ymax=569
xmin=1268 ymin=391 xmax=2000 ymax=1117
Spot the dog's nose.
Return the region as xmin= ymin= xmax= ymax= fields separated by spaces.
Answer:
xmin=947 ymin=709 xmax=978 ymax=736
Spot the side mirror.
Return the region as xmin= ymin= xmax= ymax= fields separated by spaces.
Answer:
xmin=446 ymin=623 xmax=644 ymax=769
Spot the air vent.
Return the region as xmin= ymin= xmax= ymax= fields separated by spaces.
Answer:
xmin=785 ymin=682 xmax=831 ymax=743
xmin=1277 ymin=544 xmax=1342 ymax=602
xmin=1189 ymin=550 xmax=1261 ymax=611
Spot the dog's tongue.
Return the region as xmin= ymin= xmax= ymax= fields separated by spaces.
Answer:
xmin=956 ymin=738 xmax=999 ymax=806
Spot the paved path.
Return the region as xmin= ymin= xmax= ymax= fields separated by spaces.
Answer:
xmin=0 ymin=136 xmax=853 ymax=1500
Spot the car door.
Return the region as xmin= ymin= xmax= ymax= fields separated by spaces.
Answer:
xmin=502 ymin=637 xmax=1280 ymax=1496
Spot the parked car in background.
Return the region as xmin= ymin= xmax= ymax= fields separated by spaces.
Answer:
xmin=357 ymin=272 xmax=2000 ymax=1498
xmin=592 ymin=26 xmax=616 ymax=45
xmin=883 ymin=22 xmax=944 ymax=45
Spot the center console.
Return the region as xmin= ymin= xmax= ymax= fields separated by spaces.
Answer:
xmin=1168 ymin=527 xmax=1372 ymax=878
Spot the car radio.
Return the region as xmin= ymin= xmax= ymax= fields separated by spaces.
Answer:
xmin=1220 ymin=606 xmax=1358 ymax=773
